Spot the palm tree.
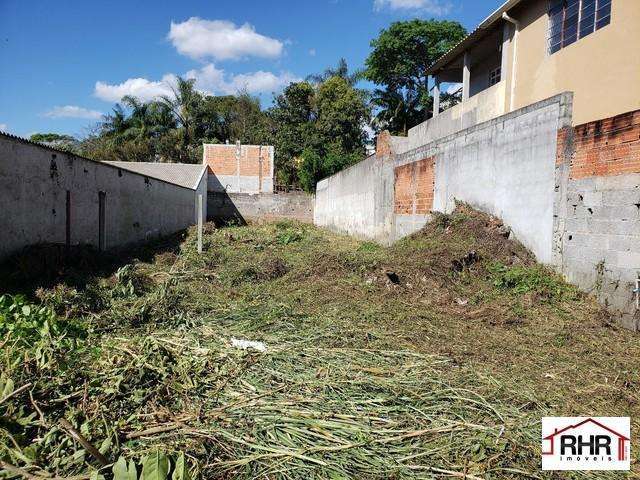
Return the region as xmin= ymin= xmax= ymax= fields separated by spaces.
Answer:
xmin=306 ymin=58 xmax=361 ymax=86
xmin=159 ymin=77 xmax=201 ymax=162
xmin=370 ymin=87 xmax=424 ymax=136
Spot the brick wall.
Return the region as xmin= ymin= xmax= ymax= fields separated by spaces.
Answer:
xmin=203 ymin=143 xmax=274 ymax=194
xmin=375 ymin=131 xmax=393 ymax=157
xmin=568 ymin=110 xmax=640 ymax=179
xmin=394 ymin=157 xmax=435 ymax=215
xmin=204 ymin=144 xmax=272 ymax=177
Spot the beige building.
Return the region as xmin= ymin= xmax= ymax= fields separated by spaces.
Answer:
xmin=426 ymin=0 xmax=640 ymax=127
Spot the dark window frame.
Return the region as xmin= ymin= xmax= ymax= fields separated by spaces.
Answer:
xmin=548 ymin=0 xmax=612 ymax=54
xmin=489 ymin=67 xmax=502 ymax=86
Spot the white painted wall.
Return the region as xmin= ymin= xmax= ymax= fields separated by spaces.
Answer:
xmin=314 ymin=155 xmax=395 ymax=244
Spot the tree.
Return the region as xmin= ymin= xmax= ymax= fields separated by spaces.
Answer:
xmin=270 ymin=77 xmax=368 ymax=191
xmin=315 ymin=76 xmax=367 ymax=156
xmin=298 ymin=149 xmax=361 ymax=193
xmin=306 ymin=58 xmax=361 ymax=86
xmin=268 ymin=82 xmax=317 ymax=187
xmin=30 ymin=133 xmax=77 ymax=144
xmin=159 ymin=77 xmax=203 ymax=162
xmin=364 ymin=19 xmax=466 ymax=134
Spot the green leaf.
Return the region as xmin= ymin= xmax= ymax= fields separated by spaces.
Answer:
xmin=21 ymin=305 xmax=31 ymax=316
xmin=172 ymin=452 xmax=191 ymax=480
xmin=113 ymin=457 xmax=133 ymax=480
xmin=90 ymin=471 xmax=106 ymax=480
xmin=128 ymin=460 xmax=139 ymax=480
xmin=1 ymin=377 xmax=14 ymax=398
xmin=142 ymin=451 xmax=169 ymax=480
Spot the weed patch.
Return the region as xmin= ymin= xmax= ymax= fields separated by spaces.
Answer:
xmin=1 ymin=208 xmax=638 ymax=479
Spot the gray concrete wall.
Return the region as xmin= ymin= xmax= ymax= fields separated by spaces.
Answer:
xmin=208 ymin=174 xmax=273 ymax=195
xmin=208 ymin=192 xmax=314 ymax=223
xmin=314 ymin=154 xmax=395 ymax=244
xmin=0 ymin=134 xmax=203 ymax=260
xmin=561 ymin=174 xmax=640 ymax=329
xmin=395 ymin=94 xmax=571 ymax=263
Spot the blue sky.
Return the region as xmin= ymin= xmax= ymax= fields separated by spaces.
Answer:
xmin=0 ymin=0 xmax=504 ymax=138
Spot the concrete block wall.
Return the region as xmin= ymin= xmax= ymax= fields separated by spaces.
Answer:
xmin=393 ymin=95 xmax=568 ymax=262
xmin=208 ymin=192 xmax=314 ymax=224
xmin=557 ymin=110 xmax=640 ymax=328
xmin=0 ymin=134 xmax=203 ymax=260
xmin=203 ymin=143 xmax=274 ymax=194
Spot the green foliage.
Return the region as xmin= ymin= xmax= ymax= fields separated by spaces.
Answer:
xmin=306 ymin=57 xmax=361 ymax=86
xmin=272 ymin=76 xmax=368 ymax=191
xmin=30 ymin=133 xmax=78 ymax=144
xmin=81 ymin=78 xmax=273 ymax=165
xmin=0 ymin=294 xmax=85 ymax=349
xmin=364 ymin=19 xmax=466 ymax=134
xmin=276 ymin=227 xmax=304 ymax=245
xmin=30 ymin=133 xmax=80 ymax=153
xmin=298 ymin=148 xmax=361 ymax=193
xmin=489 ymin=262 xmax=576 ymax=300
xmin=111 ymin=452 xmax=193 ymax=480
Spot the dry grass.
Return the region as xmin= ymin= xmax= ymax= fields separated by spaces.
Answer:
xmin=1 ymin=206 xmax=639 ymax=479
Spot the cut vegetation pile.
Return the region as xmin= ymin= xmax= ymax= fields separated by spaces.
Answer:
xmin=1 ymin=205 xmax=639 ymax=479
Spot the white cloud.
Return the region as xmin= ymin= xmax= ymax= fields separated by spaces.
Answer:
xmin=373 ymin=0 xmax=452 ymax=14
xmin=43 ymin=105 xmax=103 ymax=120
xmin=94 ymin=65 xmax=298 ymax=104
xmin=94 ymin=75 xmax=177 ymax=103
xmin=185 ymin=64 xmax=299 ymax=96
xmin=0 ymin=123 xmax=7 ymax=132
xmin=168 ymin=18 xmax=284 ymax=61
xmin=309 ymin=48 xmax=317 ymax=57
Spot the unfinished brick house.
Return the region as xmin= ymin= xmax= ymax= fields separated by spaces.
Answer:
xmin=203 ymin=143 xmax=274 ymax=194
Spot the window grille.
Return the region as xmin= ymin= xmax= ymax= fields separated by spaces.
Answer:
xmin=548 ymin=0 xmax=611 ymax=54
xmin=489 ymin=67 xmax=502 ymax=86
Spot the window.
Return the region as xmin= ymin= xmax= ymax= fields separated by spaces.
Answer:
xmin=548 ymin=0 xmax=611 ymax=54
xmin=489 ymin=67 xmax=501 ymax=86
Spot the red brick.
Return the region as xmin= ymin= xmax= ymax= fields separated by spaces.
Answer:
xmin=569 ymin=109 xmax=640 ymax=179
xmin=394 ymin=157 xmax=435 ymax=215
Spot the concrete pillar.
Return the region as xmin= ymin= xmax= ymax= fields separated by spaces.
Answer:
xmin=462 ymin=51 xmax=471 ymax=102
xmin=501 ymin=22 xmax=512 ymax=111
xmin=433 ymin=75 xmax=441 ymax=117
xmin=235 ymin=140 xmax=241 ymax=193
xmin=197 ymin=194 xmax=203 ymax=254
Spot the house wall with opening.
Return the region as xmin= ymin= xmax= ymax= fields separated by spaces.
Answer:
xmin=508 ymin=0 xmax=640 ymax=126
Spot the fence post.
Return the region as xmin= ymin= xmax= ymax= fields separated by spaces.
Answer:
xmin=197 ymin=194 xmax=203 ymax=254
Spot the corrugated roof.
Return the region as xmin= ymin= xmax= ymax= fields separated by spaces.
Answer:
xmin=425 ymin=0 xmax=526 ymax=75
xmin=105 ymin=161 xmax=207 ymax=190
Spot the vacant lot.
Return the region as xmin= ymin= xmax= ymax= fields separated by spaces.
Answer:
xmin=1 ymin=207 xmax=639 ymax=479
